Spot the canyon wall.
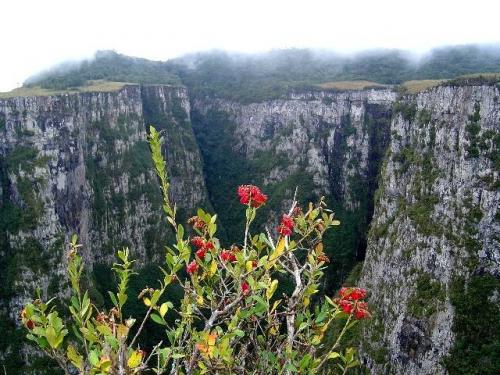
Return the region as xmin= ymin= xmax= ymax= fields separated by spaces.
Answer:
xmin=360 ymin=84 xmax=499 ymax=374
xmin=0 ymin=85 xmax=210 ymax=372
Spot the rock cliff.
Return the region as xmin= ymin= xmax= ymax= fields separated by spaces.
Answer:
xmin=360 ymin=84 xmax=500 ymax=374
xmin=0 ymin=84 xmax=210 ymax=371
xmin=0 ymin=80 xmax=498 ymax=374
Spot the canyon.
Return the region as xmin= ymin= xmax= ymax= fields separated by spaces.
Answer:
xmin=0 ymin=78 xmax=498 ymax=374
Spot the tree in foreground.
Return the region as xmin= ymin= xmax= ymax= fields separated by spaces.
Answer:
xmin=20 ymin=126 xmax=370 ymax=374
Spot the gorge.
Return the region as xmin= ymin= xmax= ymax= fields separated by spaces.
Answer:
xmin=0 ymin=49 xmax=499 ymax=374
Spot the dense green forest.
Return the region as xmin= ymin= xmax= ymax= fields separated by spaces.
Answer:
xmin=24 ymin=50 xmax=181 ymax=89
xmin=23 ymin=44 xmax=500 ymax=102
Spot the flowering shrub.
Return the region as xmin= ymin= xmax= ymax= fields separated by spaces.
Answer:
xmin=20 ymin=126 xmax=370 ymax=374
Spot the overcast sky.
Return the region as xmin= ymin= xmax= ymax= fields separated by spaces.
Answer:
xmin=1 ymin=0 xmax=499 ymax=91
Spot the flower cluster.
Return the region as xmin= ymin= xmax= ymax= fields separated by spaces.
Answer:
xmin=186 ymin=186 xmax=267 ymax=274
xmin=335 ymin=287 xmax=370 ymax=320
xmin=277 ymin=214 xmax=294 ymax=236
xmin=186 ymin=260 xmax=199 ymax=274
xmin=220 ymin=249 xmax=237 ymax=262
xmin=237 ymin=185 xmax=268 ymax=208
xmin=339 ymin=287 xmax=366 ymax=301
xmin=241 ymin=281 xmax=250 ymax=296
xmin=191 ymin=236 xmax=214 ymax=260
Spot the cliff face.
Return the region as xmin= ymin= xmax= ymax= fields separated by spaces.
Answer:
xmin=0 ymin=85 xmax=210 ymax=371
xmin=0 ymin=80 xmax=498 ymax=374
xmin=191 ymin=89 xmax=396 ymax=287
xmin=360 ymin=85 xmax=500 ymax=374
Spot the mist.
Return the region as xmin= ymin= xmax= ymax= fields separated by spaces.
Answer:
xmin=1 ymin=0 xmax=500 ymax=91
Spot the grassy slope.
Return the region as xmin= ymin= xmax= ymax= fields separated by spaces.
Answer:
xmin=0 ymin=80 xmax=130 ymax=98
xmin=316 ymin=80 xmax=388 ymax=90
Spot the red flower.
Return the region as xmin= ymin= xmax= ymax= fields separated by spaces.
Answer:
xmin=26 ymin=319 xmax=35 ymax=330
xmin=354 ymin=302 xmax=371 ymax=320
xmin=338 ymin=299 xmax=354 ymax=314
xmin=339 ymin=287 xmax=366 ymax=301
xmin=277 ymin=214 xmax=294 ymax=236
xmin=252 ymin=260 xmax=258 ymax=268
xmin=220 ymin=250 xmax=237 ymax=262
xmin=237 ymin=185 xmax=268 ymax=208
xmin=196 ymin=248 xmax=207 ymax=260
xmin=241 ymin=281 xmax=250 ymax=296
xmin=191 ymin=236 xmax=205 ymax=249
xmin=334 ymin=287 xmax=370 ymax=320
xmin=186 ymin=260 xmax=199 ymax=274
xmin=192 ymin=237 xmax=214 ymax=259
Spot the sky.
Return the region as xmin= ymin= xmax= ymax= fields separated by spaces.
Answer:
xmin=1 ymin=0 xmax=499 ymax=91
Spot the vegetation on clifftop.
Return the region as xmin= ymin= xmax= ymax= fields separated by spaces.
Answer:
xmin=14 ymin=44 xmax=500 ymax=102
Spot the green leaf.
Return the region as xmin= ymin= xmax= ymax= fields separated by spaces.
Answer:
xmin=328 ymin=352 xmax=340 ymax=359
xmin=234 ymin=329 xmax=245 ymax=337
xmin=45 ymin=326 xmax=58 ymax=349
xmin=48 ymin=313 xmax=63 ymax=333
xmin=297 ymin=322 xmax=309 ymax=332
xmin=267 ymin=238 xmax=285 ymax=267
xmin=108 ymin=291 xmax=119 ymax=308
xmin=89 ymin=349 xmax=99 ymax=367
xmin=55 ymin=329 xmax=67 ymax=348
xmin=150 ymin=289 xmax=161 ymax=306
xmin=345 ymin=347 xmax=355 ymax=363
xmin=325 ymin=295 xmax=335 ymax=306
xmin=347 ymin=360 xmax=360 ymax=368
xmin=209 ymin=223 xmax=217 ymax=237
xmin=177 ymin=224 xmax=184 ymax=240
xmin=118 ymin=292 xmax=128 ymax=307
xmin=105 ymin=335 xmax=119 ymax=350
xmin=159 ymin=302 xmax=169 ymax=318
xmin=70 ymin=296 xmax=80 ymax=310
xmin=67 ymin=345 xmax=84 ymax=371
xmin=80 ymin=327 xmax=98 ymax=343
xmin=151 ymin=313 xmax=167 ymax=326
xmin=36 ymin=336 xmax=49 ymax=348
xmin=81 ymin=292 xmax=90 ymax=317
xmin=96 ymin=324 xmax=113 ymax=337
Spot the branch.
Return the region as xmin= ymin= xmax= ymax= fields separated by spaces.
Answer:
xmin=186 ymin=294 xmax=244 ymax=374
xmin=315 ymin=314 xmax=353 ymax=371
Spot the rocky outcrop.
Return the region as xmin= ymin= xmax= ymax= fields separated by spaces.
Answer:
xmin=0 ymin=85 xmax=210 ymax=371
xmin=359 ymin=84 xmax=500 ymax=374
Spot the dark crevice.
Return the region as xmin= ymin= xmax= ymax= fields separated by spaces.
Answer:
xmin=360 ymin=103 xmax=392 ymax=259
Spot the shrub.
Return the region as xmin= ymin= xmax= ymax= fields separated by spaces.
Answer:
xmin=20 ymin=127 xmax=371 ymax=374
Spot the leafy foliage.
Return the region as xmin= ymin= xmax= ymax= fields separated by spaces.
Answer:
xmin=20 ymin=127 xmax=371 ymax=374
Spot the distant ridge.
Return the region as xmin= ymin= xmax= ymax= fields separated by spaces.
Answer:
xmin=18 ymin=43 xmax=500 ymax=102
